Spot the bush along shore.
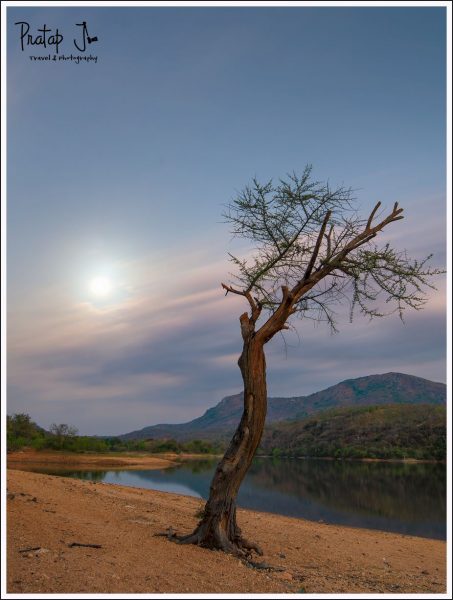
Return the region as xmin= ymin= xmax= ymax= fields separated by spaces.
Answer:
xmin=258 ymin=404 xmax=446 ymax=461
xmin=7 ymin=403 xmax=446 ymax=462
xmin=7 ymin=414 xmax=223 ymax=455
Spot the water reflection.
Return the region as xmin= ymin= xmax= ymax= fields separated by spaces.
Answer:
xmin=27 ymin=458 xmax=445 ymax=540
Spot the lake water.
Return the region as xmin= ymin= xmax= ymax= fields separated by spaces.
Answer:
xmin=27 ymin=458 xmax=446 ymax=540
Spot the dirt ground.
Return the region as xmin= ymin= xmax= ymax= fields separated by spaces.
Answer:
xmin=6 ymin=468 xmax=446 ymax=594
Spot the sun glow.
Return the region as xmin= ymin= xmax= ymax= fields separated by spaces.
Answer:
xmin=89 ymin=276 xmax=113 ymax=297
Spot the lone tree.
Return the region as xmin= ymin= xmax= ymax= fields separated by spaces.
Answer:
xmin=49 ymin=423 xmax=79 ymax=449
xmin=171 ymin=166 xmax=442 ymax=556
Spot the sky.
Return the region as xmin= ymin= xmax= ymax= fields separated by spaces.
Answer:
xmin=6 ymin=5 xmax=447 ymax=435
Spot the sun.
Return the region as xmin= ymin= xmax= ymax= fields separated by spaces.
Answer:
xmin=89 ymin=276 xmax=113 ymax=297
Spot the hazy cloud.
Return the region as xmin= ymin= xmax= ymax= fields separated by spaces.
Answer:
xmin=8 ymin=245 xmax=446 ymax=435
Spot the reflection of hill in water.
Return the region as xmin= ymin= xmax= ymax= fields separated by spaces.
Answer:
xmin=128 ymin=459 xmax=445 ymax=538
xmin=31 ymin=458 xmax=446 ymax=539
xmin=131 ymin=461 xmax=216 ymax=498
xmin=30 ymin=468 xmax=109 ymax=482
xmin=249 ymin=459 xmax=446 ymax=523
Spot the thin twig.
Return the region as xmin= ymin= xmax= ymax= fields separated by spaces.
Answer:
xmin=68 ymin=542 xmax=103 ymax=549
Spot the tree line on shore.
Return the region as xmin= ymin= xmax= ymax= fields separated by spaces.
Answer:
xmin=7 ymin=402 xmax=445 ymax=461
xmin=6 ymin=413 xmax=223 ymax=455
xmin=258 ymin=403 xmax=446 ymax=461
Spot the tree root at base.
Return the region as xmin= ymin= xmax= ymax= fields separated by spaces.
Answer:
xmin=156 ymin=526 xmax=263 ymax=559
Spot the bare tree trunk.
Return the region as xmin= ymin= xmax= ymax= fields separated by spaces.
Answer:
xmin=176 ymin=336 xmax=267 ymax=555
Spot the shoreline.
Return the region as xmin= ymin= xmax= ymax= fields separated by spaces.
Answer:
xmin=256 ymin=454 xmax=445 ymax=464
xmin=7 ymin=449 xmax=185 ymax=470
xmin=9 ymin=450 xmax=445 ymax=544
xmin=8 ymin=448 xmax=444 ymax=468
xmin=7 ymin=468 xmax=446 ymax=593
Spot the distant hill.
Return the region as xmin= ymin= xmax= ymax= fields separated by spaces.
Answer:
xmin=119 ymin=372 xmax=446 ymax=441
xmin=258 ymin=403 xmax=446 ymax=460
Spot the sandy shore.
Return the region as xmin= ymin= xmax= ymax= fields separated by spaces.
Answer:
xmin=7 ymin=468 xmax=446 ymax=594
xmin=7 ymin=449 xmax=179 ymax=470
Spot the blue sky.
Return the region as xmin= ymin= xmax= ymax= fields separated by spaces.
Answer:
xmin=7 ymin=6 xmax=446 ymax=435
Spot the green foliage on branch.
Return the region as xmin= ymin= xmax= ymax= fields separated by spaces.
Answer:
xmin=224 ymin=166 xmax=444 ymax=332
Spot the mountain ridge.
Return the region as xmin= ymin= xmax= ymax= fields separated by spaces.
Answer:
xmin=119 ymin=372 xmax=446 ymax=441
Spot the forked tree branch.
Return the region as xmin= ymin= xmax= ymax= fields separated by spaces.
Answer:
xmin=221 ymin=283 xmax=261 ymax=324
xmin=289 ymin=201 xmax=405 ymax=303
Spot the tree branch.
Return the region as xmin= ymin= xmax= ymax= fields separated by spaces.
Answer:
xmin=303 ymin=210 xmax=332 ymax=281
xmin=325 ymin=224 xmax=334 ymax=259
xmin=366 ymin=201 xmax=381 ymax=230
xmin=221 ymin=283 xmax=262 ymax=323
